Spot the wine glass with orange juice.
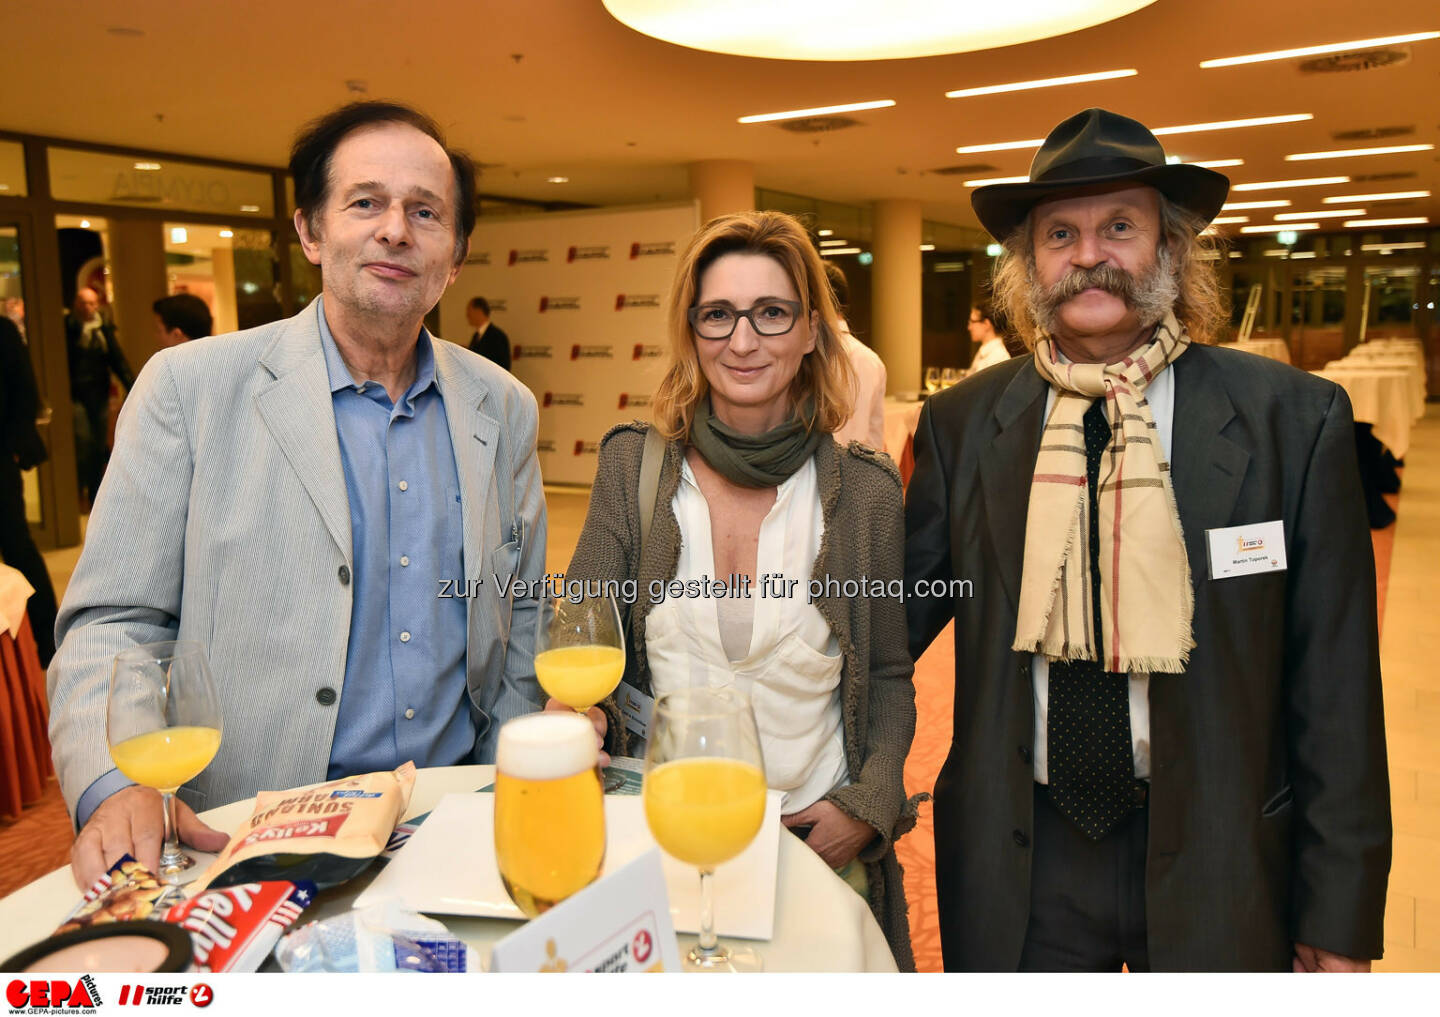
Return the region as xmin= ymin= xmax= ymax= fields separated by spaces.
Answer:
xmin=106 ymin=641 xmax=222 ymax=901
xmin=533 ymin=592 xmax=625 ymax=789
xmin=643 ymin=686 xmax=767 ymax=972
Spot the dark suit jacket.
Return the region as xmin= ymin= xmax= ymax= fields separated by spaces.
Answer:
xmin=905 ymin=345 xmax=1391 ymax=971
xmin=469 ymin=323 xmax=511 ymax=372
xmin=0 ymin=317 xmax=47 ymax=469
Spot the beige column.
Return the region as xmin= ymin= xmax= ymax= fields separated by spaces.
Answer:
xmin=211 ymin=247 xmax=239 ymax=335
xmin=106 ymin=217 xmax=168 ymax=371
xmin=687 ymin=160 xmax=755 ymax=224
xmin=871 ymin=199 xmax=923 ymax=394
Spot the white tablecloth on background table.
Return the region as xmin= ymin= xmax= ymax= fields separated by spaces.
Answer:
xmin=1313 ymin=368 xmax=1417 ymax=459
xmin=0 ymin=766 xmax=898 ymax=972
xmin=1336 ymin=347 xmax=1427 ymax=401
xmin=882 ymin=399 xmax=924 ymax=460
xmin=1222 ymin=339 xmax=1291 ymax=364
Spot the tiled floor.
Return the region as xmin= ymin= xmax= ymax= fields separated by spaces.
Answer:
xmin=3 ymin=424 xmax=1436 ymax=970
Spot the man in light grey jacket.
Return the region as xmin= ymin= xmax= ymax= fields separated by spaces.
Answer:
xmin=49 ymin=101 xmax=548 ymax=888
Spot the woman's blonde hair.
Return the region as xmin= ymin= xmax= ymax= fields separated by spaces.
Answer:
xmin=991 ymin=194 xmax=1228 ymax=348
xmin=652 ymin=210 xmax=854 ymax=441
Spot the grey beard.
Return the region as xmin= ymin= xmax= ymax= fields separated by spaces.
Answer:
xmin=1026 ymin=245 xmax=1178 ymax=337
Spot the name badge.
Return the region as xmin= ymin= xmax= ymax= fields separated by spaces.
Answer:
xmin=1205 ymin=520 xmax=1287 ymax=580
xmin=617 ymin=680 xmax=654 ymax=741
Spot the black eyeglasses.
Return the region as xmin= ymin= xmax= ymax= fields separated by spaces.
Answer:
xmin=687 ymin=299 xmax=803 ymax=340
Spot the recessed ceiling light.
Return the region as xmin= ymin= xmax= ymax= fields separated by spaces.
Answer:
xmin=603 ymin=1 xmax=1161 ymax=61
xmin=547 ymin=176 xmax=569 ymax=184
xmin=1231 ymin=176 xmax=1349 ymax=191
xmin=919 ymin=244 xmax=936 ymax=251
xmin=819 ymin=239 xmax=849 ymax=247
xmin=1361 ymin=241 xmax=1426 ymax=251
xmin=79 ymin=219 xmax=91 ymax=228
xmin=1192 ymin=159 xmax=1244 ymax=168
xmin=945 ymin=68 xmax=1136 ymax=99
xmin=963 ymin=174 xmax=1030 ymax=187
xmin=738 ymin=100 xmax=895 ymax=124
xmin=239 ymin=204 xmax=260 ymax=212
xmin=133 ymin=161 xmax=161 ymax=171
xmin=1288 ymin=251 xmax=1317 ymax=259
xmin=218 ymin=229 xmax=234 ymax=238
xmin=1322 ymin=190 xmax=1430 ymax=204
xmin=1223 ymin=200 xmax=1291 ymax=210
xmin=1343 ymin=217 xmax=1428 ymax=228
xmin=1240 ymin=223 xmax=1320 ymax=233
xmin=817 ymin=229 xmax=834 ymax=237
xmin=1285 ymin=144 xmax=1434 ymax=161
xmin=819 ymin=247 xmax=862 ymax=256
xmin=1200 ymin=32 xmax=1440 ymax=68
xmin=169 ymin=227 xmax=187 ymax=244
xmin=1273 ymin=209 xmax=1364 ymax=220
xmin=959 ymin=114 xmax=1310 ymax=153
xmin=986 ymin=243 xmax=1004 ymax=257
xmin=1210 ymin=216 xmax=1250 ymax=225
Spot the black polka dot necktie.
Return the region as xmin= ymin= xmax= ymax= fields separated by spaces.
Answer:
xmin=1046 ymin=398 xmax=1139 ymax=840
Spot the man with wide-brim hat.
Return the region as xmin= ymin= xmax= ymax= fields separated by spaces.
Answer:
xmin=905 ymin=108 xmax=1390 ymax=971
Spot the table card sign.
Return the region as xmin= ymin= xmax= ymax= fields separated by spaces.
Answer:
xmin=490 ymin=849 xmax=681 ymax=972
xmin=1205 ymin=520 xmax=1287 ymax=580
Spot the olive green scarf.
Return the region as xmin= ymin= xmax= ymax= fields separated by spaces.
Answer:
xmin=688 ymin=397 xmax=821 ymax=488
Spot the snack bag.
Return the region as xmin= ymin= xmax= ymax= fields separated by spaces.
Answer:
xmin=163 ymin=880 xmax=316 ymax=972
xmin=56 ymin=856 xmax=169 ymax=931
xmin=192 ymin=762 xmax=416 ymax=892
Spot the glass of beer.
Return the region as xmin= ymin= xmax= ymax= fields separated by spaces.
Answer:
xmin=643 ymin=686 xmax=767 ymax=972
xmin=106 ymin=641 xmax=223 ymax=902
xmin=533 ymin=590 xmax=625 ymax=790
xmin=494 ymin=712 xmax=606 ymax=916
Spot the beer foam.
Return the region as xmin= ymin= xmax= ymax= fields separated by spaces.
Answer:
xmin=496 ymin=712 xmax=598 ymax=779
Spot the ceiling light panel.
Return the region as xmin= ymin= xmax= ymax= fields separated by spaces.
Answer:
xmin=1273 ymin=209 xmax=1364 ymax=220
xmin=1240 ymin=223 xmax=1320 ymax=233
xmin=945 ymin=68 xmax=1136 ymax=98
xmin=959 ymin=114 xmax=1310 ymax=154
xmin=1231 ymin=176 xmax=1350 ymax=191
xmin=739 ymin=100 xmax=895 ymax=124
xmin=1200 ymin=32 xmax=1440 ymax=68
xmin=1322 ymin=190 xmax=1430 ymax=204
xmin=1285 ymin=144 xmax=1433 ymax=161
xmin=1222 ymin=200 xmax=1291 ymax=210
xmin=1343 ymin=218 xmax=1428 ymax=228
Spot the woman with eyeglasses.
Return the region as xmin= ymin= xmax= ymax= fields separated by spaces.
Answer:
xmin=566 ymin=210 xmax=919 ymax=969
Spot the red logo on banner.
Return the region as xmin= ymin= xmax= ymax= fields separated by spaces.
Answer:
xmin=189 ymin=984 xmax=213 ymax=1008
xmin=543 ymin=392 xmax=554 ymax=408
xmin=615 ymin=293 xmax=626 ymax=311
xmin=512 ymin=345 xmax=521 ymax=361
xmin=570 ymin=345 xmax=580 ymax=360
xmin=538 ymin=296 xmax=549 ymax=312
xmin=6 ymin=976 xmax=100 ymax=1010
xmin=508 ymin=249 xmax=519 ymax=266
xmin=632 ymin=929 xmax=653 ymax=964
xmin=633 ymin=343 xmax=644 ymax=360
xmin=629 ymin=242 xmax=640 ymax=259
xmin=567 ymin=246 xmax=577 ymax=263
xmin=574 ymin=440 xmax=585 ymax=456
xmin=618 ymin=393 xmax=629 ymax=409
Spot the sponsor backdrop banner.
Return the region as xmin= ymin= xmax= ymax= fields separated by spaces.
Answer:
xmin=440 ymin=202 xmax=700 ymax=485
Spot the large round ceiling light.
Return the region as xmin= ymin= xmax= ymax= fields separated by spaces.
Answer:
xmin=602 ymin=1 xmax=1159 ymax=61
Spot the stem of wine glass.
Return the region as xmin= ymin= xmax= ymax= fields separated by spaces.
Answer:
xmin=158 ymin=791 xmax=184 ymax=879
xmin=696 ymin=867 xmax=718 ymax=956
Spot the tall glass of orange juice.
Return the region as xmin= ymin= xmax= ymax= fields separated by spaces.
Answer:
xmin=643 ymin=686 xmax=766 ymax=972
xmin=106 ymin=641 xmax=223 ymax=901
xmin=534 ymin=591 xmax=625 ymax=789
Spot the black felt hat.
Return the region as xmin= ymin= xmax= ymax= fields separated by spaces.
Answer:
xmin=970 ymin=108 xmax=1231 ymax=242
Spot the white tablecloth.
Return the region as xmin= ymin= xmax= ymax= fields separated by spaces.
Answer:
xmin=0 ymin=766 xmax=898 ymax=972
xmin=1222 ymin=339 xmax=1291 ymax=364
xmin=882 ymin=399 xmax=924 ymax=460
xmin=1337 ymin=347 xmax=1427 ymax=401
xmin=1313 ymin=368 xmax=1417 ymax=459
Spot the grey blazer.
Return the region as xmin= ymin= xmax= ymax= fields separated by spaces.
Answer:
xmin=906 ymin=346 xmax=1391 ymax=970
xmin=49 ymin=300 xmax=548 ymax=820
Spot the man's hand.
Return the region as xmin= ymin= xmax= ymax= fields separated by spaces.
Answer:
xmin=542 ymin=698 xmax=611 ymax=768
xmin=71 ymin=785 xmax=229 ymax=890
xmin=782 ymin=800 xmax=876 ymax=869
xmin=1293 ymin=942 xmax=1372 ymax=972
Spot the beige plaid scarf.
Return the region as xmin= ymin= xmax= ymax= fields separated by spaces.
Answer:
xmin=1012 ymin=312 xmax=1195 ymax=674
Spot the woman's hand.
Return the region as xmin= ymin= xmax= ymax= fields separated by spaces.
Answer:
xmin=543 ymin=698 xmax=611 ymax=768
xmin=782 ymin=799 xmax=876 ymax=869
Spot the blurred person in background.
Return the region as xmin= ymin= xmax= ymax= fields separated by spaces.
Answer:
xmin=966 ymin=297 xmax=1011 ymax=375
xmin=823 ymin=260 xmax=886 ymax=450
xmin=152 ymin=293 xmax=214 ymax=348
xmin=466 ymin=296 xmax=511 ymax=371
xmin=65 ymin=287 xmax=134 ymax=506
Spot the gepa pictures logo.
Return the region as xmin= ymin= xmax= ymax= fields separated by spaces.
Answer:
xmin=6 ymin=976 xmax=101 ymax=1013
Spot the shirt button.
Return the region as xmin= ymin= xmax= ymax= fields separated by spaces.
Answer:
xmin=404 ymin=708 xmax=415 ymax=720
xmin=398 ymin=480 xmax=409 ymax=492
xmin=400 ymin=631 xmax=411 ymax=643
xmin=316 ymin=687 xmax=337 ymax=706
xmin=1013 ymin=829 xmax=1029 ymax=848
xmin=399 ymin=555 xmax=410 ymax=567
xmin=338 ymin=565 xmax=351 ymax=585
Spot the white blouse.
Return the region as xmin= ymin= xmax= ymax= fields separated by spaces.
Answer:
xmin=645 ymin=456 xmax=850 ymax=813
